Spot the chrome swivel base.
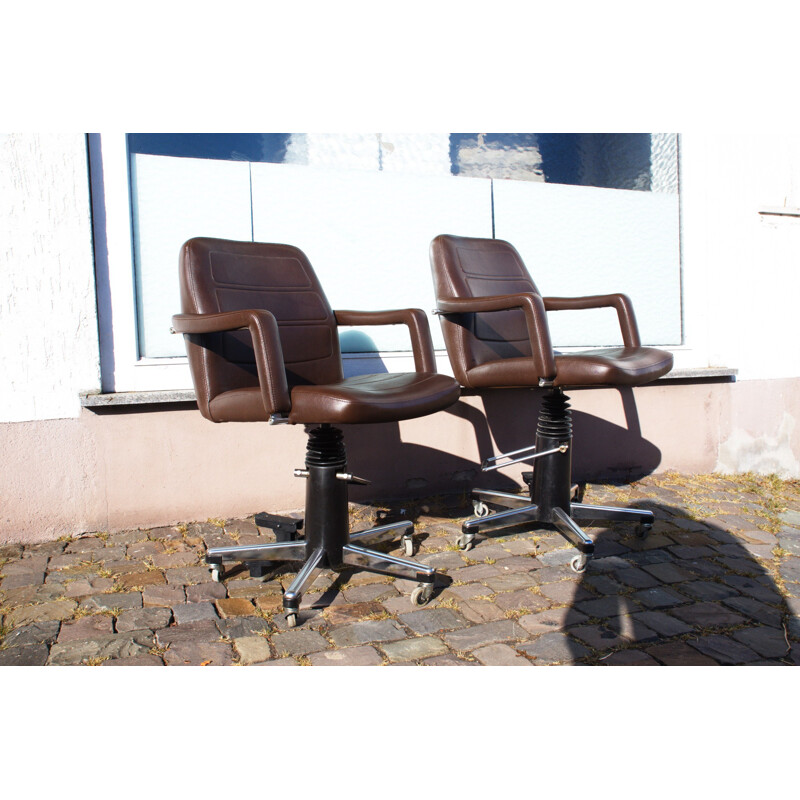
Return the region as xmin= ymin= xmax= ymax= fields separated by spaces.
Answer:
xmin=461 ymin=489 xmax=653 ymax=573
xmin=205 ymin=425 xmax=436 ymax=627
xmin=461 ymin=388 xmax=654 ymax=572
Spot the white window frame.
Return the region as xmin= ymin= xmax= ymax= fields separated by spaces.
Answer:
xmin=90 ymin=133 xmax=194 ymax=392
xmin=89 ymin=132 xmax=711 ymax=396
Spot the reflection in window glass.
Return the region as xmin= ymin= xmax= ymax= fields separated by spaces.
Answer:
xmin=449 ymin=133 xmax=678 ymax=192
xmin=127 ymin=133 xmax=678 ymax=192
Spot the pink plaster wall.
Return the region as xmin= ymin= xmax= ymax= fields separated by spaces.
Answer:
xmin=2 ymin=378 xmax=799 ymax=544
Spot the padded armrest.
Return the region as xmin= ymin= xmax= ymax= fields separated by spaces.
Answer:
xmin=172 ymin=310 xmax=291 ymax=414
xmin=543 ymin=294 xmax=641 ymax=348
xmin=436 ymin=294 xmax=557 ymax=381
xmin=334 ymin=308 xmax=437 ymax=373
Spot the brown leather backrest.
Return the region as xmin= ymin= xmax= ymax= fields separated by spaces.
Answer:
xmin=430 ymin=234 xmax=542 ymax=383
xmin=179 ymin=238 xmax=343 ymax=412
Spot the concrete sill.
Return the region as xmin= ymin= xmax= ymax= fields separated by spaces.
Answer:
xmin=80 ymin=367 xmax=737 ymax=409
xmin=80 ymin=389 xmax=197 ymax=408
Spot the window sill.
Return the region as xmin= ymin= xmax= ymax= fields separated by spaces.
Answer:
xmin=80 ymin=367 xmax=738 ymax=409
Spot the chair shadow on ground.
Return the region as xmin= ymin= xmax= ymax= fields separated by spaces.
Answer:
xmin=511 ymin=496 xmax=799 ymax=665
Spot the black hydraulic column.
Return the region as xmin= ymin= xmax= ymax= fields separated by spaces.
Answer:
xmin=531 ymin=388 xmax=573 ymax=519
xmin=303 ymin=425 xmax=349 ymax=566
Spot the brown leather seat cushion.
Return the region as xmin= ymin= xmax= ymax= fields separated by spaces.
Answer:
xmin=465 ymin=347 xmax=674 ymax=389
xmin=208 ymin=372 xmax=461 ymax=424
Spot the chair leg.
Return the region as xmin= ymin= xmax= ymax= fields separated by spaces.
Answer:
xmin=550 ymin=507 xmax=594 ymax=573
xmin=282 ymin=547 xmax=327 ymax=627
xmin=341 ymin=544 xmax=435 ymax=606
xmin=348 ymin=519 xmax=415 ymax=556
xmin=460 ymin=503 xmax=540 ymax=551
xmin=206 ymin=541 xmax=307 ymax=581
xmin=571 ymin=502 xmax=654 ymax=534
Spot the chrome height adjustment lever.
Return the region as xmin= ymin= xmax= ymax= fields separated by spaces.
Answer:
xmin=481 ymin=443 xmax=569 ymax=472
xmin=293 ymin=469 xmax=370 ymax=485
xmin=336 ymin=473 xmax=371 ymax=485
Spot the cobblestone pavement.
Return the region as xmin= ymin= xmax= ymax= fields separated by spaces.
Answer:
xmin=2 ymin=472 xmax=800 ymax=666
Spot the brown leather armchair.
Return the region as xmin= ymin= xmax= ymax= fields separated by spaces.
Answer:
xmin=173 ymin=237 xmax=460 ymax=626
xmin=430 ymin=234 xmax=674 ymax=571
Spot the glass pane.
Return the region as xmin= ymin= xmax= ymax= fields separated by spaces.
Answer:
xmin=130 ymin=154 xmax=252 ymax=358
xmin=127 ymin=133 xmax=680 ymax=358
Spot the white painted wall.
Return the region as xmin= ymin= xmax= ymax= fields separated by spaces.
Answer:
xmin=679 ymin=134 xmax=800 ymax=381
xmin=0 ymin=134 xmax=100 ymax=422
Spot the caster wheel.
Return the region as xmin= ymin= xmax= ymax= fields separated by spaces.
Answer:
xmin=401 ymin=534 xmax=414 ymax=557
xmin=637 ymin=523 xmax=653 ymax=540
xmin=570 ymin=554 xmax=589 ymax=574
xmin=472 ymin=500 xmax=490 ymax=518
xmin=285 ymin=611 xmax=298 ymax=628
xmin=411 ymin=583 xmax=433 ymax=606
xmin=457 ymin=534 xmax=475 ymax=552
xmin=210 ymin=565 xmax=223 ymax=582
xmin=571 ymin=483 xmax=585 ymax=503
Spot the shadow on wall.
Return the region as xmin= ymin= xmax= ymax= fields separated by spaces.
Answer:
xmin=452 ymin=386 xmax=661 ymax=487
xmin=343 ymin=416 xmax=481 ymax=505
xmin=342 ymin=385 xmax=660 ymax=505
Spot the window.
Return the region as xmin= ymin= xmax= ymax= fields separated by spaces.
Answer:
xmin=90 ymin=133 xmax=681 ymax=393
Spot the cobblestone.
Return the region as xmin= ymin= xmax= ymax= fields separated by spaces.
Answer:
xmin=328 ymin=619 xmax=407 ymax=648
xmin=234 ymin=635 xmax=273 ymax=665
xmin=381 ymin=635 xmax=448 ymax=662
xmin=1 ymin=620 xmax=61 ymax=649
xmin=458 ymin=598 xmax=507 ymax=623
xmin=216 ymin=616 xmax=271 ymax=639
xmin=163 ymin=641 xmax=234 ymax=666
xmin=518 ymin=632 xmax=590 ymax=664
xmin=396 ymin=607 xmax=469 ymax=635
xmin=0 ymin=643 xmax=50 ymax=666
xmin=48 ymin=631 xmax=155 ymax=665
xmin=58 ymin=614 xmax=114 ymax=642
xmin=6 ymin=600 xmax=77 ymax=627
xmin=308 ymin=645 xmax=383 ymax=666
xmin=80 ymin=592 xmax=142 ymax=613
xmin=272 ymin=629 xmax=330 ymax=656
xmin=2 ymin=472 xmax=799 ymax=666
xmin=173 ymin=602 xmax=219 ymax=625
xmin=441 ymin=619 xmax=524 ymax=650
xmin=473 ymin=643 xmax=533 ymax=665
xmin=688 ymin=634 xmax=761 ymax=664
xmin=142 ymin=584 xmax=186 ymax=607
xmin=669 ymin=602 xmax=748 ymax=628
xmin=599 ymin=649 xmax=660 ymax=666
xmin=645 ymin=640 xmax=718 ymax=665
xmin=116 ymin=607 xmax=173 ymax=633
xmin=518 ymin=607 xmax=589 ymax=635
xmin=731 ymin=626 xmax=791 ymax=658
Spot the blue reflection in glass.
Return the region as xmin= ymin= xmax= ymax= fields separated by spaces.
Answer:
xmin=128 ymin=133 xmax=667 ymax=192
xmin=128 ymin=133 xmax=291 ymax=163
xmin=449 ymin=133 xmax=655 ymax=190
